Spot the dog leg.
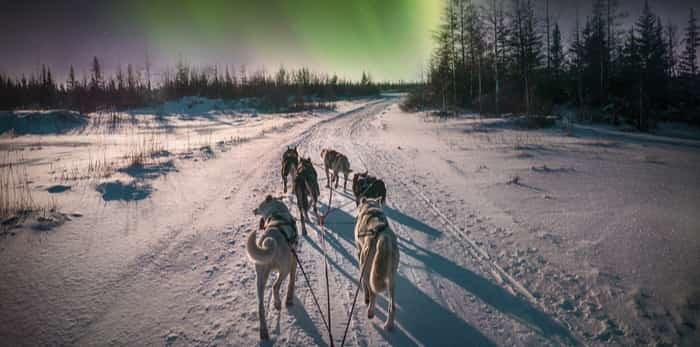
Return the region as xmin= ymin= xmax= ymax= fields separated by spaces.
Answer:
xmin=343 ymin=174 xmax=348 ymax=192
xmin=298 ymin=205 xmax=307 ymax=236
xmin=286 ymin=255 xmax=296 ymax=306
xmin=384 ymin=277 xmax=395 ymax=331
xmin=273 ymin=270 xmax=287 ymax=310
xmin=256 ymin=267 xmax=270 ymax=340
xmin=325 ymin=167 xmax=330 ymax=188
xmin=334 ymin=171 xmax=339 ymax=189
xmin=283 ymin=176 xmax=287 ymax=194
xmin=367 ymin=290 xmax=376 ymax=319
xmin=358 ymin=251 xmax=370 ymax=305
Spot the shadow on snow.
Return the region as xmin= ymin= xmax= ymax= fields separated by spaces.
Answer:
xmin=96 ymin=180 xmax=152 ymax=202
xmin=302 ymin=198 xmax=577 ymax=346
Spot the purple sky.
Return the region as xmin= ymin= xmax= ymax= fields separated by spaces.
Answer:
xmin=0 ymin=0 xmax=697 ymax=82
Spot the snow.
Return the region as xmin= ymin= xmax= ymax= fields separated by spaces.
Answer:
xmin=0 ymin=109 xmax=88 ymax=135
xmin=0 ymin=96 xmax=698 ymax=346
xmin=131 ymin=96 xmax=261 ymax=117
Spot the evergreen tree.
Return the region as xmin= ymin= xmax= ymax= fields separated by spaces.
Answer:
xmin=508 ymin=0 xmax=541 ymax=114
xmin=90 ymin=56 xmax=102 ymax=91
xmin=487 ymin=0 xmax=508 ymax=115
xmin=634 ymin=0 xmax=667 ymax=129
xmin=116 ymin=65 xmax=125 ymax=91
xmin=666 ymin=22 xmax=678 ymax=78
xmin=550 ymin=22 xmax=564 ymax=77
xmin=67 ymin=65 xmax=77 ymax=91
xmin=680 ymin=8 xmax=699 ymax=75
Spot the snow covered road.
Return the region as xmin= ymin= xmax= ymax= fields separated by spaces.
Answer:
xmin=1 ymin=96 xmax=698 ymax=346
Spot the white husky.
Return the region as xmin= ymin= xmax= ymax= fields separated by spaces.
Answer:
xmin=247 ymin=195 xmax=298 ymax=340
xmin=354 ymin=197 xmax=399 ymax=330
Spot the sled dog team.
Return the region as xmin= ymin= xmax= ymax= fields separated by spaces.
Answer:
xmin=247 ymin=146 xmax=397 ymax=340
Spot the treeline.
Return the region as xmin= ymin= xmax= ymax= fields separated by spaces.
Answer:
xmin=0 ymin=58 xmax=393 ymax=112
xmin=409 ymin=0 xmax=700 ymax=130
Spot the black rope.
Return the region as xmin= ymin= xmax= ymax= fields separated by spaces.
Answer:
xmin=319 ymin=186 xmax=336 ymax=347
xmin=340 ymin=247 xmax=372 ymax=347
xmin=290 ymin=247 xmax=331 ymax=333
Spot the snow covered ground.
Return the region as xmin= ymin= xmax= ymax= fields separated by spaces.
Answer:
xmin=1 ymin=96 xmax=698 ymax=346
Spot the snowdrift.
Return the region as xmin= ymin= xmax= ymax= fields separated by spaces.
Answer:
xmin=0 ymin=110 xmax=88 ymax=135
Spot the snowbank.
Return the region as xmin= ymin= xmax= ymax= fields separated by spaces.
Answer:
xmin=0 ymin=110 xmax=88 ymax=135
xmin=130 ymin=96 xmax=260 ymax=117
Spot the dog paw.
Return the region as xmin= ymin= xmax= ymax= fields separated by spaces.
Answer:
xmin=260 ymin=330 xmax=270 ymax=340
xmin=383 ymin=321 xmax=394 ymax=331
xmin=367 ymin=309 xmax=374 ymax=319
xmin=285 ymin=298 xmax=294 ymax=307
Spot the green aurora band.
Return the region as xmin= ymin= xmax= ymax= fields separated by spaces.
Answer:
xmin=121 ymin=0 xmax=442 ymax=81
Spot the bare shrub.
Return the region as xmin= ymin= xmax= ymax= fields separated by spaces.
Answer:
xmin=86 ymin=150 xmax=114 ymax=179
xmin=1 ymin=151 xmax=35 ymax=221
xmin=125 ymin=130 xmax=167 ymax=167
xmin=506 ymin=175 xmax=520 ymax=185
xmin=518 ymin=115 xmax=556 ymax=129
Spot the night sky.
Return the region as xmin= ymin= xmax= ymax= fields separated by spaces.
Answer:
xmin=0 ymin=0 xmax=696 ymax=82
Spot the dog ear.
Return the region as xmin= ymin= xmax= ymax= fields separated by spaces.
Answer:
xmin=265 ymin=194 xmax=272 ymax=201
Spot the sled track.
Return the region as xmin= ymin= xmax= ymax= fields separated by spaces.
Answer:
xmin=343 ymin=107 xmax=583 ymax=346
xmin=280 ymin=98 xmax=583 ymax=345
xmin=274 ymin=100 xmax=395 ymax=346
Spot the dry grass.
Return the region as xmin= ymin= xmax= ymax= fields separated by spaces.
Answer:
xmin=125 ymin=130 xmax=169 ymax=167
xmin=480 ymin=132 xmax=545 ymax=150
xmin=506 ymin=175 xmax=521 ymax=185
xmin=1 ymin=151 xmax=36 ymax=221
xmin=48 ymin=145 xmax=115 ymax=182
xmin=91 ymin=108 xmax=134 ymax=132
xmin=87 ymin=154 xmax=114 ymax=178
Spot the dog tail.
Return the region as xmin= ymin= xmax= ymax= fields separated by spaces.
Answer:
xmin=246 ymin=231 xmax=276 ymax=264
xmin=370 ymin=233 xmax=391 ymax=293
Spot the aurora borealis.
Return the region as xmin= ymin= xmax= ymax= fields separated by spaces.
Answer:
xmin=1 ymin=0 xmax=442 ymax=81
xmin=1 ymin=0 xmax=695 ymax=82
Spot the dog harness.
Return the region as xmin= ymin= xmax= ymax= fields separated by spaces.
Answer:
xmin=356 ymin=208 xmax=387 ymax=238
xmin=263 ymin=212 xmax=298 ymax=245
xmin=355 ymin=176 xmax=384 ymax=201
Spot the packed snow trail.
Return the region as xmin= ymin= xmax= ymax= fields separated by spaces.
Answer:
xmin=0 ymin=98 xmax=576 ymax=346
xmin=5 ymin=96 xmax=694 ymax=346
xmin=284 ymin=98 xmax=580 ymax=347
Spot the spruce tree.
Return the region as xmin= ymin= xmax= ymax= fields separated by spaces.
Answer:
xmin=680 ymin=8 xmax=699 ymax=75
xmin=90 ymin=56 xmax=102 ymax=91
xmin=550 ymin=22 xmax=564 ymax=77
xmin=634 ymin=0 xmax=667 ymax=129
